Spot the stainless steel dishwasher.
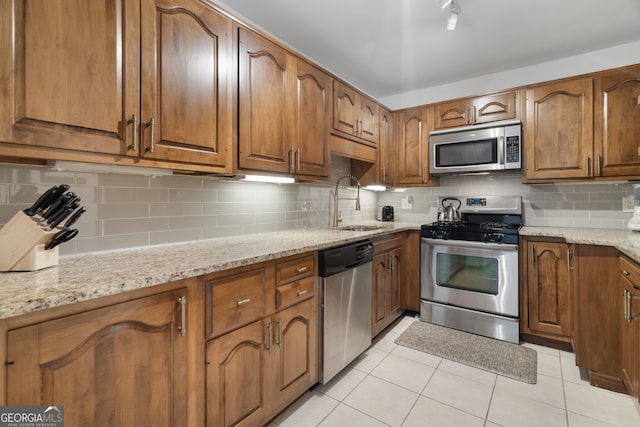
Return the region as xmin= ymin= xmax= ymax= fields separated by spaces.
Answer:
xmin=318 ymin=239 xmax=374 ymax=383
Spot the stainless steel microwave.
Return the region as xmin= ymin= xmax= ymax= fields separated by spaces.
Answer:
xmin=429 ymin=119 xmax=521 ymax=175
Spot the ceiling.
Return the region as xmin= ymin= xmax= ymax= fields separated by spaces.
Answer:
xmin=214 ymin=0 xmax=640 ymax=102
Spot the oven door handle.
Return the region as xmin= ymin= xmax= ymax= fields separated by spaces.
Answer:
xmin=421 ymin=237 xmax=518 ymax=251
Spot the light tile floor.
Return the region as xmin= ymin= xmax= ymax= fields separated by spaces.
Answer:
xmin=270 ymin=315 xmax=640 ymax=427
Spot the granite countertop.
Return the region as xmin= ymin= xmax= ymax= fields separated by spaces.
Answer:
xmin=4 ymin=222 xmax=640 ymax=321
xmin=0 ymin=221 xmax=422 ymax=320
xmin=520 ymin=226 xmax=640 ymax=264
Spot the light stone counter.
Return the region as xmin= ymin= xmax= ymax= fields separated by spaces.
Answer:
xmin=0 ymin=221 xmax=422 ymax=320
xmin=520 ymin=226 xmax=640 ymax=265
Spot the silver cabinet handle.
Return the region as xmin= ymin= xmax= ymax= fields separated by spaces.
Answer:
xmin=266 ymin=322 xmax=273 ymax=353
xmin=275 ymin=319 xmax=282 ymax=348
xmin=128 ymin=114 xmax=138 ymax=151
xmin=624 ymin=289 xmax=631 ymax=322
xmin=236 ymin=298 xmax=251 ymax=306
xmin=623 ymin=270 xmax=632 ymax=277
xmin=289 ymin=148 xmax=294 ymax=174
xmin=585 ymin=156 xmax=591 ymax=176
xmin=148 ymin=117 xmax=155 ymax=153
xmin=567 ymin=249 xmax=573 ymax=271
xmin=296 ymin=266 xmax=308 ymax=274
xmin=296 ymin=148 xmax=301 ymax=171
xmin=596 ymin=155 xmax=602 ymax=176
xmin=297 ymin=289 xmax=308 ymax=297
xmin=531 ymin=245 xmax=535 ymax=266
xmin=178 ymin=296 xmax=186 ymax=337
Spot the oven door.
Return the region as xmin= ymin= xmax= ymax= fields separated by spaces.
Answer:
xmin=421 ymin=238 xmax=519 ymax=317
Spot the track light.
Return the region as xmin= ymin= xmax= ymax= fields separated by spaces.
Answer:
xmin=447 ymin=10 xmax=458 ymax=30
xmin=446 ymin=0 xmax=460 ymax=31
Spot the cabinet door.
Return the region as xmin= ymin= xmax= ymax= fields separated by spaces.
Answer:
xmin=621 ymin=278 xmax=640 ymax=398
xmin=594 ymin=67 xmax=640 ymax=178
xmin=291 ymin=59 xmax=330 ymax=177
xmin=0 ymin=0 xmax=139 ymax=155
xmin=396 ymin=107 xmax=429 ymax=185
xmin=372 ymin=236 xmax=405 ymax=337
xmin=524 ymin=78 xmax=593 ymax=180
xmin=238 ymin=28 xmax=290 ymax=173
xmin=574 ymin=245 xmax=623 ymax=389
xmin=621 ymin=256 xmax=640 ymax=399
xmin=271 ymin=298 xmax=318 ymax=412
xmin=526 ymin=241 xmax=572 ymax=339
xmin=7 ymin=289 xmax=188 ymax=427
xmin=358 ymin=96 xmax=380 ymax=144
xmin=372 ymin=251 xmax=390 ymax=336
xmin=378 ymin=107 xmax=395 ymax=186
xmin=433 ymin=99 xmax=470 ymax=129
xmin=333 ymin=80 xmax=359 ymax=137
xmin=140 ymin=0 xmax=232 ymax=168
xmin=473 ymin=91 xmax=517 ymax=125
xmin=206 ymin=319 xmax=269 ymax=427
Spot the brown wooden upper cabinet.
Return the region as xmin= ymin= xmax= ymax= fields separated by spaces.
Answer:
xmin=594 ymin=66 xmax=640 ymax=178
xmin=0 ymin=0 xmax=233 ymax=170
xmin=396 ymin=106 xmax=436 ymax=186
xmin=433 ymin=91 xmax=518 ymax=129
xmin=524 ymin=65 xmax=640 ymax=182
xmin=333 ymin=80 xmax=379 ymax=145
xmin=524 ymin=77 xmax=593 ymax=181
xmin=238 ymin=28 xmax=330 ymax=178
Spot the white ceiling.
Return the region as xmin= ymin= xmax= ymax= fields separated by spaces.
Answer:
xmin=214 ymin=0 xmax=640 ymax=103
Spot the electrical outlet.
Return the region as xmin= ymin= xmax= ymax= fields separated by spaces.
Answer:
xmin=401 ymin=195 xmax=413 ymax=209
xmin=623 ymin=196 xmax=636 ymax=213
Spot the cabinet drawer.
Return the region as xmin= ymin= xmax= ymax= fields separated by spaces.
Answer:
xmin=206 ymin=269 xmax=267 ymax=338
xmin=276 ymin=276 xmax=315 ymax=310
xmin=621 ymin=256 xmax=640 ymax=289
xmin=276 ymin=255 xmax=315 ymax=285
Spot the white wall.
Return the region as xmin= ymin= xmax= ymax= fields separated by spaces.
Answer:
xmin=380 ymin=40 xmax=640 ymax=110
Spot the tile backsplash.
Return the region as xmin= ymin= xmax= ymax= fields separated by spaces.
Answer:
xmin=0 ymin=158 xmax=635 ymax=256
xmin=379 ymin=173 xmax=636 ymax=229
xmin=0 ymin=156 xmax=376 ymax=256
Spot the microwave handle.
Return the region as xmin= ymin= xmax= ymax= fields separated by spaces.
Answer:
xmin=498 ymin=136 xmax=505 ymax=165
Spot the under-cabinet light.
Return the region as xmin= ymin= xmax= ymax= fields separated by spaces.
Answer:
xmin=48 ymin=160 xmax=173 ymax=176
xmin=241 ymin=175 xmax=295 ymax=184
xmin=364 ymin=185 xmax=387 ymax=192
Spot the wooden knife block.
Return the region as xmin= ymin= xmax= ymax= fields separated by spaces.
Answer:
xmin=0 ymin=210 xmax=59 ymax=271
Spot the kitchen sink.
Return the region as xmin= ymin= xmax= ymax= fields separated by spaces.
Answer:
xmin=338 ymin=225 xmax=383 ymax=231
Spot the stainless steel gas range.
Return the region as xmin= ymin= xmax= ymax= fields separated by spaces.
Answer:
xmin=420 ymin=195 xmax=522 ymax=343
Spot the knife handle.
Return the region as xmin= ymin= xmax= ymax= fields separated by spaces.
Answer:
xmin=24 ymin=186 xmax=56 ymax=216
xmin=64 ymin=206 xmax=86 ymax=228
xmin=47 ymin=206 xmax=74 ymax=230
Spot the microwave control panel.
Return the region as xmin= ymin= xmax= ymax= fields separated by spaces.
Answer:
xmin=505 ymin=135 xmax=520 ymax=164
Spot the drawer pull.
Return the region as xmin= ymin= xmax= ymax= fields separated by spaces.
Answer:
xmin=236 ymin=298 xmax=251 ymax=306
xmin=296 ymin=266 xmax=308 ymax=274
xmin=623 ymin=270 xmax=632 ymax=277
xmin=297 ymin=289 xmax=308 ymax=297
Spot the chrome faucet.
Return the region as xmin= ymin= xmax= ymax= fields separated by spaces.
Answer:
xmin=332 ymin=175 xmax=361 ymax=228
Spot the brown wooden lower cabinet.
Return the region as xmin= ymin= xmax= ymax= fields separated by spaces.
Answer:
xmin=371 ymin=233 xmax=405 ymax=337
xmin=206 ymin=297 xmax=317 ymax=427
xmin=6 ymin=287 xmax=191 ymax=427
xmin=574 ymin=245 xmax=625 ymax=392
xmin=520 ymin=237 xmax=573 ymax=343
xmin=620 ymin=255 xmax=640 ymax=402
xmin=204 ymin=253 xmax=318 ymax=427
